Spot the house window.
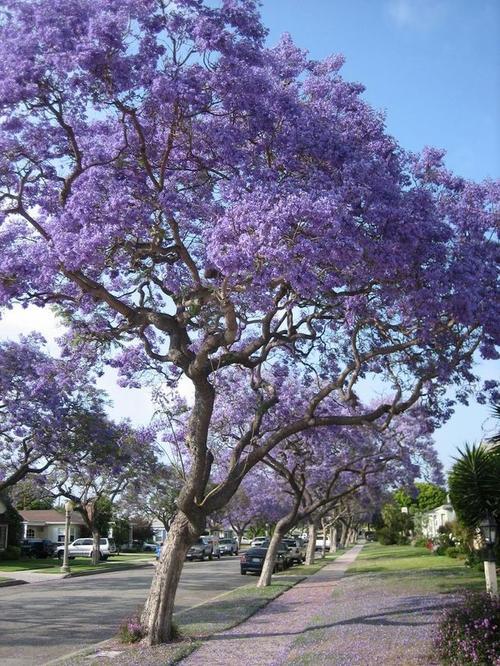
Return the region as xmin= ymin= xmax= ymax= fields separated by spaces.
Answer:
xmin=0 ymin=524 xmax=7 ymax=550
xmin=26 ymin=528 xmax=35 ymax=539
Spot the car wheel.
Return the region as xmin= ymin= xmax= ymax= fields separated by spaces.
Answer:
xmin=57 ymin=552 xmax=63 ymax=560
xmin=101 ymin=555 xmax=109 ymax=561
xmin=241 ymin=570 xmax=247 ymax=575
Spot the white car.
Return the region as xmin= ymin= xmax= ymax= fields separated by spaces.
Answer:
xmin=251 ymin=536 xmax=269 ymax=547
xmin=56 ymin=537 xmax=117 ymax=561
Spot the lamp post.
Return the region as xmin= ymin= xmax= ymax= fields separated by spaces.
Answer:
xmin=61 ymin=500 xmax=74 ymax=575
xmin=479 ymin=514 xmax=497 ymax=597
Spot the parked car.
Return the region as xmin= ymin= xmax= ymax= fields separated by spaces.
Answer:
xmin=219 ymin=537 xmax=238 ymax=556
xmin=283 ymin=537 xmax=306 ymax=564
xmin=142 ymin=542 xmax=158 ymax=552
xmin=186 ymin=536 xmax=220 ymax=561
xmin=20 ymin=539 xmax=56 ymax=559
xmin=251 ymin=536 xmax=269 ymax=547
xmin=56 ymin=537 xmax=117 ymax=561
xmin=240 ymin=546 xmax=286 ymax=575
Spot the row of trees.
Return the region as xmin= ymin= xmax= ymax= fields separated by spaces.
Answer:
xmin=0 ymin=0 xmax=497 ymax=644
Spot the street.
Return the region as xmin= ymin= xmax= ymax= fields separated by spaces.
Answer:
xmin=0 ymin=557 xmax=247 ymax=665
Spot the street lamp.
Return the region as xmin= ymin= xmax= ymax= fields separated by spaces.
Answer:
xmin=60 ymin=500 xmax=74 ymax=575
xmin=479 ymin=513 xmax=498 ymax=597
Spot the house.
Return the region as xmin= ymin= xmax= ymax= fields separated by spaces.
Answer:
xmin=19 ymin=509 xmax=86 ymax=543
xmin=0 ymin=496 xmax=22 ymax=551
xmin=151 ymin=518 xmax=168 ymax=543
xmin=418 ymin=502 xmax=456 ymax=539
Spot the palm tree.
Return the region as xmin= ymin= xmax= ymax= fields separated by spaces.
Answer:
xmin=448 ymin=442 xmax=500 ymax=528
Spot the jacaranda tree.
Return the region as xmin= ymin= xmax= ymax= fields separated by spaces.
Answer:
xmin=0 ymin=0 xmax=498 ymax=643
xmin=0 ymin=334 xmax=109 ymax=493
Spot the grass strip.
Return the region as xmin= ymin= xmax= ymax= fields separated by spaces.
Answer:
xmin=0 ymin=553 xmax=155 ymax=574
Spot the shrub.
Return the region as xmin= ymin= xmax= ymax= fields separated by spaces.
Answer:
xmin=434 ymin=591 xmax=500 ymax=665
xmin=376 ymin=527 xmax=397 ymax=545
xmin=396 ymin=534 xmax=409 ymax=545
xmin=0 ymin=546 xmax=21 ymax=560
xmin=118 ymin=615 xmax=181 ymax=644
xmin=445 ymin=546 xmax=464 ymax=559
xmin=118 ymin=616 xmax=144 ymax=644
xmin=413 ymin=537 xmax=428 ymax=548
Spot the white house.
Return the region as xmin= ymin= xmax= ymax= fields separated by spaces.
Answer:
xmin=418 ymin=503 xmax=456 ymax=539
xmin=19 ymin=509 xmax=86 ymax=543
xmin=151 ymin=518 xmax=168 ymax=543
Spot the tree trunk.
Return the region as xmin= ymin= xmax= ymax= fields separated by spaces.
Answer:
xmin=91 ymin=529 xmax=100 ymax=565
xmin=305 ymin=521 xmax=318 ymax=565
xmin=257 ymin=519 xmax=289 ymax=588
xmin=320 ymin=518 xmax=327 ymax=558
xmin=141 ymin=512 xmax=198 ymax=644
xmin=330 ymin=526 xmax=337 ymax=553
xmin=339 ymin=520 xmax=348 ymax=548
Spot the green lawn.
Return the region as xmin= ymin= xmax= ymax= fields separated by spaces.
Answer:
xmin=0 ymin=551 xmax=155 ymax=574
xmin=276 ymin=553 xmax=338 ymax=578
xmin=347 ymin=543 xmax=484 ymax=594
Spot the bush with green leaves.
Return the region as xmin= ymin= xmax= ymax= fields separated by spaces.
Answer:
xmin=434 ymin=591 xmax=500 ymax=665
xmin=0 ymin=545 xmax=21 ymax=560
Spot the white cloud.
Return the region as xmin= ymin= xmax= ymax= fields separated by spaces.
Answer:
xmin=387 ymin=0 xmax=448 ymax=30
xmin=0 ymin=305 xmax=64 ymax=354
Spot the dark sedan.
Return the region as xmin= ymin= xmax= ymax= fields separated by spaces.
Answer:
xmin=240 ymin=546 xmax=286 ymax=575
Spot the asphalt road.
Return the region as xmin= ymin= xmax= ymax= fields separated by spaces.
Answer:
xmin=0 ymin=556 xmax=247 ymax=665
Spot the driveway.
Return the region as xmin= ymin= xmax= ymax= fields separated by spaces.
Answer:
xmin=0 ymin=557 xmax=247 ymax=665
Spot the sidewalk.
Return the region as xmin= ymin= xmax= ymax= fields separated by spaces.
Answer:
xmin=180 ymin=545 xmax=363 ymax=666
xmin=180 ymin=544 xmax=450 ymax=666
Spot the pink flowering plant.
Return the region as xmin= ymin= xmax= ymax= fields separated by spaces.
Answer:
xmin=434 ymin=591 xmax=500 ymax=665
xmin=118 ymin=616 xmax=144 ymax=644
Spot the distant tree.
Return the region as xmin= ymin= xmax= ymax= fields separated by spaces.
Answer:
xmin=121 ymin=465 xmax=182 ymax=534
xmin=414 ymin=482 xmax=447 ymax=512
xmin=48 ymin=414 xmax=157 ymax=564
xmin=112 ymin=516 xmax=131 ymax=550
xmin=9 ymin=477 xmax=54 ymax=511
xmin=393 ymin=488 xmax=414 ymax=509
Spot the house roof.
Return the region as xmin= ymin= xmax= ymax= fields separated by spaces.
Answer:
xmin=19 ymin=510 xmax=86 ymax=525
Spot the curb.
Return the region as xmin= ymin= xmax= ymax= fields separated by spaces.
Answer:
xmin=61 ymin=561 xmax=153 ymax=579
xmin=0 ymin=579 xmax=28 ymax=588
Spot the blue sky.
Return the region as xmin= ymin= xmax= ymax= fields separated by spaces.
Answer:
xmin=261 ymin=0 xmax=500 ymax=181
xmin=0 ymin=1 xmax=498 ymax=477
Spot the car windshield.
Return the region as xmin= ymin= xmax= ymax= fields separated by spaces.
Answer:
xmin=220 ymin=539 xmax=232 ymax=544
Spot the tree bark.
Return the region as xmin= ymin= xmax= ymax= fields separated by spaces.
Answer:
xmin=91 ymin=529 xmax=100 ymax=565
xmin=320 ymin=518 xmax=328 ymax=558
xmin=339 ymin=520 xmax=348 ymax=548
xmin=257 ymin=518 xmax=290 ymax=588
xmin=305 ymin=521 xmax=318 ymax=565
xmin=330 ymin=526 xmax=337 ymax=553
xmin=141 ymin=511 xmax=198 ymax=644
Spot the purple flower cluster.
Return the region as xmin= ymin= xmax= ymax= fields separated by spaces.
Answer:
xmin=119 ymin=616 xmax=144 ymax=644
xmin=433 ymin=591 xmax=500 ymax=665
